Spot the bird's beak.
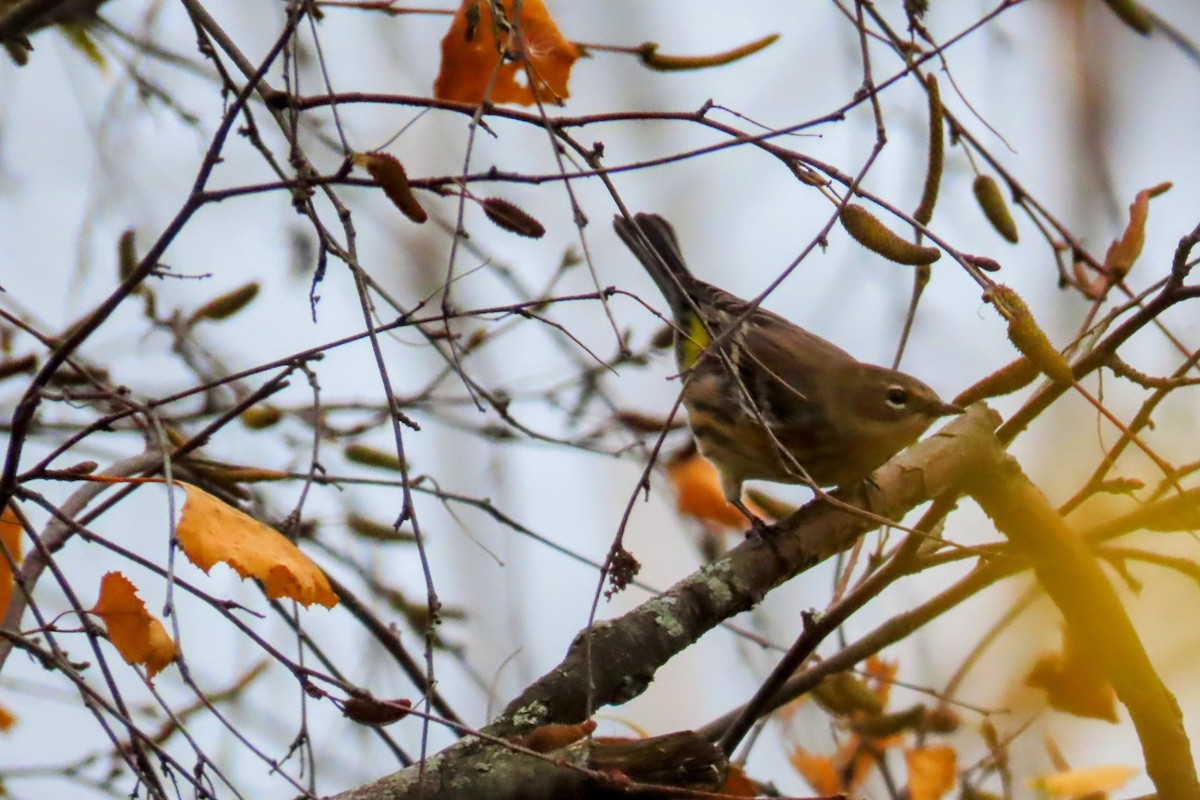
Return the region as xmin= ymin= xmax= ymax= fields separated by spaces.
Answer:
xmin=939 ymin=401 xmax=965 ymax=416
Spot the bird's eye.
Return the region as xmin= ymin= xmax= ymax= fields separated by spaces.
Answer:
xmin=885 ymin=385 xmax=909 ymax=408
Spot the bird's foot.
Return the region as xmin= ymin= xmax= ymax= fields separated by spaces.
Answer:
xmin=855 ymin=477 xmax=880 ymax=513
xmin=747 ymin=514 xmax=776 ymax=542
xmin=730 ymin=499 xmax=776 ymax=544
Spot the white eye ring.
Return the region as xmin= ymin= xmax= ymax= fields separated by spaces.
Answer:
xmin=885 ymin=385 xmax=909 ymax=408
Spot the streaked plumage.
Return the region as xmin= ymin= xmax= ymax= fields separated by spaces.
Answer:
xmin=614 ymin=212 xmax=961 ymax=520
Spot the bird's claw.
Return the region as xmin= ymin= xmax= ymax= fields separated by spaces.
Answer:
xmin=729 ymin=498 xmax=777 ymax=546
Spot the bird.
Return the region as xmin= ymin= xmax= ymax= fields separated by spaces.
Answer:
xmin=613 ymin=212 xmax=962 ymax=527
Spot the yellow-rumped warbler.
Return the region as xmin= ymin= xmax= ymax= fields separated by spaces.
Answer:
xmin=614 ymin=212 xmax=961 ymax=524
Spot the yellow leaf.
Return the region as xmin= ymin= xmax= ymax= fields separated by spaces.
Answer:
xmin=91 ymin=572 xmax=177 ymax=678
xmin=1025 ymin=626 xmax=1117 ymax=722
xmin=906 ymin=745 xmax=958 ymax=800
xmin=1030 ymin=765 xmax=1137 ymax=796
xmin=0 ymin=504 xmax=23 ymax=619
xmin=175 ymin=483 xmax=338 ymax=608
xmin=811 ymin=671 xmax=884 ymax=717
xmin=434 ymin=0 xmax=580 ymax=106
xmin=240 ymin=405 xmax=283 ymax=430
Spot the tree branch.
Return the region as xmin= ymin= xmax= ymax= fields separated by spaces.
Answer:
xmin=328 ymin=405 xmax=1003 ymax=800
xmin=964 ymin=432 xmax=1198 ymax=799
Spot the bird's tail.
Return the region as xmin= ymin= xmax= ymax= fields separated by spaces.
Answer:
xmin=613 ymin=213 xmax=699 ymax=324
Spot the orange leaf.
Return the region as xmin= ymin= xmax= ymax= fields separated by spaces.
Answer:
xmin=1103 ymin=182 xmax=1171 ymax=279
xmin=513 ymin=719 xmax=597 ymax=753
xmin=864 ymin=654 xmax=899 ymax=708
xmin=481 ymin=197 xmax=546 ymax=238
xmin=91 ymin=572 xmax=177 ymax=678
xmin=0 ymin=504 xmax=23 ymax=619
xmin=340 ymin=696 xmax=413 ymax=727
xmin=352 ymin=152 xmax=428 ymax=223
xmin=776 ymin=693 xmax=809 ymax=723
xmin=0 ymin=701 xmax=16 ymax=732
xmin=434 ymin=0 xmax=580 ymax=106
xmin=789 ymin=747 xmax=843 ymax=795
xmin=787 ymin=657 xmax=907 ymax=796
xmin=906 ymin=745 xmax=957 ymax=800
xmin=845 ymin=733 xmax=902 ymax=786
xmin=666 ymin=448 xmax=770 ymax=531
xmin=790 ymin=737 xmax=882 ymax=795
xmin=175 ymin=483 xmax=338 ymax=609
xmin=720 ymin=763 xmax=763 ymax=797
xmin=1030 ymin=764 xmax=1137 ymax=797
